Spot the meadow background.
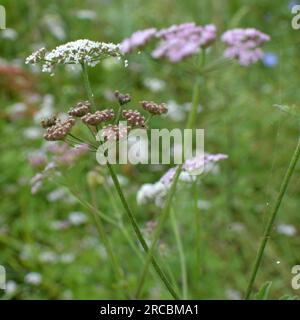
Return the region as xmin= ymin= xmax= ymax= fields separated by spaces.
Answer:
xmin=0 ymin=0 xmax=300 ymax=299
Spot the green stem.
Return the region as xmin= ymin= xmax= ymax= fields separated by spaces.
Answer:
xmin=186 ymin=49 xmax=205 ymax=129
xmin=107 ymin=162 xmax=179 ymax=299
xmin=193 ymin=180 xmax=201 ymax=279
xmin=81 ymin=63 xmax=179 ymax=299
xmin=81 ymin=62 xmax=96 ymax=110
xmin=115 ymin=104 xmax=122 ymax=124
xmin=89 ymin=185 xmax=125 ymax=282
xmin=134 ymin=50 xmax=206 ymax=298
xmin=135 ymin=164 xmax=183 ymax=298
xmin=171 ymin=207 xmax=188 ymax=299
xmin=245 ymin=138 xmax=300 ymax=299
xmin=186 ymin=77 xmax=202 ymax=129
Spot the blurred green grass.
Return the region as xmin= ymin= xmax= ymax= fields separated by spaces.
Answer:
xmin=0 ymin=0 xmax=300 ymax=299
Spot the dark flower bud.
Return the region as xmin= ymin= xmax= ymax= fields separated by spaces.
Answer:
xmin=115 ymin=90 xmax=131 ymax=105
xmin=41 ymin=115 xmax=58 ymax=128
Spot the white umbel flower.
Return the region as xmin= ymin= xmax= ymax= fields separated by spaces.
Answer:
xmin=26 ymin=39 xmax=123 ymax=75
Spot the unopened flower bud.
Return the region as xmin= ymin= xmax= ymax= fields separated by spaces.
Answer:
xmin=115 ymin=90 xmax=131 ymax=105
xmin=68 ymin=101 xmax=91 ymax=117
xmin=81 ymin=109 xmax=114 ymax=126
xmin=122 ymin=109 xmax=146 ymax=127
xmin=141 ymin=101 xmax=168 ymax=115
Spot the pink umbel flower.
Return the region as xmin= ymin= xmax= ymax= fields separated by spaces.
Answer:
xmin=221 ymin=28 xmax=270 ymax=66
xmin=29 ymin=143 xmax=89 ymax=193
xmin=160 ymin=153 xmax=228 ymax=186
xmin=120 ymin=28 xmax=157 ymax=54
xmin=152 ymin=23 xmax=217 ymax=63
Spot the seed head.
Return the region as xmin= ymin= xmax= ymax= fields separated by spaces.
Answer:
xmin=115 ymin=90 xmax=131 ymax=105
xmin=122 ymin=109 xmax=146 ymax=127
xmin=141 ymin=101 xmax=168 ymax=115
xmin=68 ymin=101 xmax=91 ymax=117
xmin=81 ymin=109 xmax=114 ymax=126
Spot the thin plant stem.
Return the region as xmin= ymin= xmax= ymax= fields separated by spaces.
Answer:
xmin=103 ymin=180 xmax=180 ymax=291
xmin=245 ymin=137 xmax=300 ymax=299
xmin=115 ymin=104 xmax=122 ymax=124
xmin=67 ymin=187 xmax=119 ymax=227
xmin=186 ymin=77 xmax=202 ymax=129
xmin=135 ymin=50 xmax=207 ymax=298
xmin=81 ymin=62 xmax=96 ymax=110
xmin=89 ymin=184 xmax=125 ymax=282
xmin=170 ymin=207 xmax=188 ymax=299
xmin=80 ymin=64 xmax=179 ymax=299
xmin=81 ymin=62 xmax=100 ymax=136
xmin=107 ymin=162 xmax=180 ymax=299
xmin=60 ymin=183 xmax=127 ymax=297
xmin=193 ymin=180 xmax=201 ymax=279
xmin=135 ymin=164 xmax=183 ymax=298
xmin=186 ymin=49 xmax=205 ymax=129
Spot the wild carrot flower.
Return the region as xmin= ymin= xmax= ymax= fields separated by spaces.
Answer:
xmin=120 ymin=28 xmax=157 ymax=54
xmin=221 ymin=28 xmax=270 ymax=66
xmin=152 ymin=23 xmax=217 ymax=62
xmin=25 ymin=39 xmax=123 ymax=74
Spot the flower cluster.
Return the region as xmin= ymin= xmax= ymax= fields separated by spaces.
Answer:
xmin=137 ymin=153 xmax=228 ymax=206
xmin=68 ymin=101 xmax=91 ymax=117
xmin=81 ymin=109 xmax=115 ymax=126
xmin=26 ymin=39 xmax=123 ymax=74
xmin=38 ymin=92 xmax=168 ymax=144
xmin=122 ymin=109 xmax=146 ymax=127
xmin=25 ymin=47 xmax=46 ymax=64
xmin=153 ymin=23 xmax=217 ymax=62
xmin=29 ymin=142 xmax=89 ymax=194
xmin=120 ymin=23 xmax=216 ymax=63
xmin=44 ymin=116 xmax=75 ymax=141
xmin=121 ymin=23 xmax=271 ymax=67
xmin=101 ymin=123 xmax=129 ymax=141
xmin=141 ymin=101 xmax=168 ymax=115
xmin=120 ymin=28 xmax=157 ymax=54
xmin=161 ymin=153 xmax=228 ymax=186
xmin=221 ymin=28 xmax=270 ymax=66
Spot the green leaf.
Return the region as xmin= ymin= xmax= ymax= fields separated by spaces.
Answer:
xmin=255 ymin=281 xmax=272 ymax=300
